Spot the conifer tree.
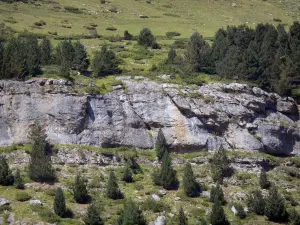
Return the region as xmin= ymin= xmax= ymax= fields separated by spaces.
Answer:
xmin=54 ymin=187 xmax=66 ymax=217
xmin=28 ymin=122 xmax=56 ymax=183
xmin=259 ymin=170 xmax=270 ymax=189
xmin=179 ymin=206 xmax=188 ymax=225
xmin=93 ymin=45 xmax=119 ymax=76
xmin=151 ymin=168 xmax=161 ymax=186
xmin=160 ymin=151 xmax=178 ymax=190
xmin=137 ymin=28 xmax=156 ymax=48
xmin=40 ymin=37 xmax=52 ymax=65
xmin=56 ymin=40 xmax=75 ymax=73
xmin=107 ymin=171 xmax=122 ymax=200
xmin=210 ymin=147 xmax=231 ymax=184
xmin=24 ymin=35 xmax=41 ymax=75
xmin=0 ymin=41 xmax=4 ymax=79
xmin=167 ymin=47 xmax=177 ymax=64
xmin=122 ymin=166 xmax=133 ymax=183
xmin=0 ymin=156 xmax=13 ymax=186
xmin=124 ymin=30 xmax=133 ymax=40
xmin=247 ymin=190 xmax=265 ymax=215
xmin=84 ymin=203 xmax=104 ymax=225
xmin=14 ymin=169 xmax=24 ymax=189
xmin=209 ymin=182 xmax=225 ymax=205
xmin=73 ymin=41 xmax=89 ymax=73
xmin=210 ymin=199 xmax=229 ymax=225
xmin=265 ymin=185 xmax=287 ymax=222
xmin=72 ymin=173 xmax=89 ymax=204
xmin=126 ymin=156 xmax=142 ymax=174
xmin=155 ymin=129 xmax=167 ymax=160
xmin=183 ymin=163 xmax=201 ymax=197
xmin=118 ymin=199 xmax=146 ymax=225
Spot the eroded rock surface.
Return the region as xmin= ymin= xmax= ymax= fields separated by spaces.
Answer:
xmin=0 ymin=77 xmax=299 ymax=155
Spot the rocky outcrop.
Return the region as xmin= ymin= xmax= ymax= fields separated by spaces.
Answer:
xmin=0 ymin=77 xmax=299 ymax=156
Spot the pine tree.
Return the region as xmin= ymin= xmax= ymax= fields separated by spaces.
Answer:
xmin=126 ymin=156 xmax=142 ymax=174
xmin=24 ymin=35 xmax=41 ymax=75
xmin=56 ymin=40 xmax=75 ymax=72
xmin=107 ymin=171 xmax=122 ymax=200
xmin=210 ymin=199 xmax=229 ymax=225
xmin=40 ymin=37 xmax=52 ymax=65
xmin=259 ymin=170 xmax=270 ymax=189
xmin=73 ymin=41 xmax=89 ymax=73
xmin=185 ymin=32 xmax=211 ymax=72
xmin=167 ymin=47 xmax=177 ymax=64
xmin=93 ymin=45 xmax=119 ymax=76
xmin=151 ymin=168 xmax=161 ymax=186
xmin=59 ymin=58 xmax=70 ymax=78
xmin=155 ymin=129 xmax=167 ymax=160
xmin=247 ymin=190 xmax=265 ymax=215
xmin=14 ymin=169 xmax=24 ymax=189
xmin=28 ymin=122 xmax=56 ymax=183
xmin=160 ymin=151 xmax=178 ymax=190
xmin=0 ymin=41 xmax=4 ymax=79
xmin=72 ymin=173 xmax=89 ymax=204
xmin=122 ymin=166 xmax=133 ymax=183
xmin=0 ymin=156 xmax=13 ymax=186
xmin=210 ymin=147 xmax=231 ymax=184
xmin=54 ymin=188 xmax=66 ymax=217
xmin=137 ymin=28 xmax=156 ymax=48
xmin=265 ymin=185 xmax=287 ymax=222
xmin=118 ymin=199 xmax=146 ymax=225
xmin=183 ymin=163 xmax=201 ymax=197
xmin=179 ymin=206 xmax=188 ymax=225
xmin=209 ymin=182 xmax=225 ymax=205
xmin=235 ymin=203 xmax=246 ymax=219
xmin=124 ymin=30 xmax=133 ymax=40
xmin=84 ymin=203 xmax=104 ymax=225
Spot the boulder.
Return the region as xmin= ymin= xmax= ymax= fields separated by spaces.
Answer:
xmin=29 ymin=200 xmax=43 ymax=206
xmin=0 ymin=198 xmax=10 ymax=206
xmin=151 ymin=194 xmax=160 ymax=201
xmin=149 ymin=216 xmax=166 ymax=225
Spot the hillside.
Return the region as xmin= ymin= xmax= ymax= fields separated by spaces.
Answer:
xmin=0 ymin=0 xmax=299 ymax=39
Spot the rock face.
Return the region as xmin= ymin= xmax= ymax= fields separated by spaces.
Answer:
xmin=0 ymin=77 xmax=299 ymax=156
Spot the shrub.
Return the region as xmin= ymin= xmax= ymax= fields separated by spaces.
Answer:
xmin=34 ymin=20 xmax=46 ymax=26
xmin=265 ymin=185 xmax=287 ymax=222
xmin=71 ymin=173 xmax=89 ymax=204
xmin=118 ymin=199 xmax=146 ymax=225
xmin=166 ymin=31 xmax=181 ymax=37
xmin=0 ymin=156 xmax=13 ymax=186
xmin=210 ymin=198 xmax=229 ymax=225
xmin=84 ymin=203 xmax=104 ymax=225
xmin=141 ymin=197 xmax=169 ymax=213
xmin=64 ymin=6 xmax=82 ymax=14
xmin=106 ymin=27 xmax=117 ymax=31
xmin=14 ymin=169 xmax=24 ymax=189
xmin=178 ymin=207 xmax=188 ymax=225
xmin=210 ymin=147 xmax=232 ymax=184
xmin=54 ymin=188 xmax=66 ymax=217
xmin=210 ymin=182 xmax=225 ymax=205
xmin=138 ymin=28 xmax=156 ymax=47
xmin=107 ymin=171 xmax=122 ymax=200
xmin=259 ymin=170 xmax=271 ymax=189
xmin=15 ymin=192 xmax=31 ymax=202
xmin=31 ymin=205 xmax=60 ymax=224
xmin=122 ymin=166 xmax=133 ymax=183
xmin=183 ymin=163 xmax=201 ymax=197
xmin=124 ymin=30 xmax=133 ymax=40
xmin=234 ymin=202 xmax=246 ymax=219
xmin=247 ymin=190 xmax=265 ymax=215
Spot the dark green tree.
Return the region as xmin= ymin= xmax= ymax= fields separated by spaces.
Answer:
xmin=209 ymin=182 xmax=225 ymax=205
xmin=118 ymin=199 xmax=146 ymax=225
xmin=234 ymin=203 xmax=246 ymax=219
xmin=137 ymin=28 xmax=156 ymax=48
xmin=126 ymin=156 xmax=142 ymax=174
xmin=14 ymin=169 xmax=24 ymax=189
xmin=0 ymin=156 xmax=13 ymax=186
xmin=56 ymin=40 xmax=75 ymax=72
xmin=124 ymin=30 xmax=133 ymax=40
xmin=83 ymin=203 xmax=104 ymax=225
xmin=289 ymin=208 xmax=300 ymax=225
xmin=179 ymin=206 xmax=188 ymax=225
xmin=183 ymin=163 xmax=201 ymax=197
xmin=28 ymin=122 xmax=56 ymax=183
xmin=185 ymin=32 xmax=212 ymax=72
xmin=93 ymin=45 xmax=119 ymax=76
xmin=122 ymin=166 xmax=133 ymax=183
xmin=73 ymin=41 xmax=89 ymax=73
xmin=54 ymin=187 xmax=66 ymax=217
xmin=151 ymin=168 xmax=161 ymax=186
xmin=210 ymin=199 xmax=229 ymax=225
xmin=247 ymin=190 xmax=265 ymax=215
xmin=259 ymin=170 xmax=270 ymax=189
xmin=24 ymin=35 xmax=41 ymax=75
xmin=40 ymin=37 xmax=52 ymax=65
xmin=210 ymin=147 xmax=231 ymax=184
xmin=72 ymin=173 xmax=89 ymax=204
xmin=264 ymin=185 xmax=287 ymax=222
xmin=167 ymin=47 xmax=177 ymax=64
xmin=59 ymin=58 xmax=71 ymax=78
xmin=0 ymin=41 xmax=4 ymax=79
xmin=155 ymin=129 xmax=167 ymax=160
xmin=107 ymin=171 xmax=122 ymax=200
xmin=160 ymin=151 xmax=178 ymax=190
xmin=2 ymin=37 xmax=27 ymax=80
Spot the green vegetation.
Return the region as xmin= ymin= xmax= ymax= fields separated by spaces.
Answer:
xmin=155 ymin=128 xmax=167 ymax=161
xmin=259 ymin=170 xmax=271 ymax=189
xmin=0 ymin=156 xmax=13 ymax=186
xmin=210 ymin=148 xmax=232 ymax=184
xmin=118 ymin=199 xmax=146 ymax=225
xmin=265 ymin=185 xmax=287 ymax=222
xmin=14 ymin=169 xmax=24 ymax=189
xmin=107 ymin=171 xmax=122 ymax=200
xmin=84 ymin=203 xmax=104 ymax=225
xmin=183 ymin=163 xmax=201 ymax=197
xmin=178 ymin=206 xmax=188 ymax=225
xmin=54 ymin=188 xmax=66 ymax=217
xmin=71 ymin=173 xmax=89 ymax=204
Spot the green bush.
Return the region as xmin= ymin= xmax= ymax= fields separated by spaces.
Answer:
xmin=15 ymin=192 xmax=31 ymax=202
xmin=106 ymin=27 xmax=117 ymax=31
xmin=141 ymin=197 xmax=170 ymax=213
xmin=166 ymin=31 xmax=181 ymax=37
xmin=31 ymin=205 xmax=61 ymax=223
xmin=64 ymin=6 xmax=82 ymax=14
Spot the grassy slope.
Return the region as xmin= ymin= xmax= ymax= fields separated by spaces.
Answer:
xmin=0 ymin=0 xmax=299 ymax=39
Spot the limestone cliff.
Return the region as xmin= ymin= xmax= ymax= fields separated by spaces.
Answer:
xmin=0 ymin=76 xmax=299 ymax=155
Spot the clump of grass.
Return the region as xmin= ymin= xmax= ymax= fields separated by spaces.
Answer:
xmin=31 ymin=205 xmax=60 ymax=224
xmin=64 ymin=6 xmax=83 ymax=14
xmin=106 ymin=26 xmax=117 ymax=31
xmin=34 ymin=20 xmax=46 ymax=26
xmin=15 ymin=192 xmax=32 ymax=202
xmin=166 ymin=31 xmax=181 ymax=37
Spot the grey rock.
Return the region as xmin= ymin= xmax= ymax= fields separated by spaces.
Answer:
xmin=174 ymin=197 xmax=181 ymax=201
xmin=0 ymin=78 xmax=299 ymax=156
xmin=149 ymin=216 xmax=166 ymax=225
xmin=159 ymin=190 xmax=167 ymax=196
xmin=151 ymin=194 xmax=160 ymax=201
xmin=231 ymin=206 xmax=237 ymax=215
xmin=0 ymin=198 xmax=10 ymax=206
xmin=29 ymin=200 xmax=43 ymax=205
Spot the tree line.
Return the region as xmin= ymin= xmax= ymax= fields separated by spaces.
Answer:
xmin=166 ymin=22 xmax=300 ymax=96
